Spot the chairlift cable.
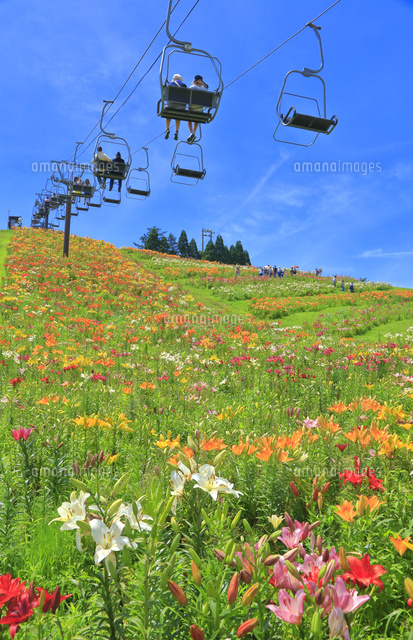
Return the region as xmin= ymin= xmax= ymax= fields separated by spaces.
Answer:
xmin=224 ymin=0 xmax=342 ymax=89
xmin=65 ymin=0 xmax=183 ymax=162
xmin=132 ymin=0 xmax=341 ymax=155
xmin=75 ymin=0 xmax=201 ymax=162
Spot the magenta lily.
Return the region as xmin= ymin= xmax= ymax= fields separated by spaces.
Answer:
xmin=12 ymin=428 xmax=34 ymax=441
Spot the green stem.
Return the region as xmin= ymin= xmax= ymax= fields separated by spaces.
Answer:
xmin=143 ymin=548 xmax=152 ymax=640
xmin=103 ymin=566 xmax=118 ymax=640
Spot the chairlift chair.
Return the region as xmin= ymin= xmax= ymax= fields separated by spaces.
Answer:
xmin=92 ymin=101 xmax=131 ymax=199
xmin=171 ymin=141 xmax=206 ymax=185
xmin=157 ymin=0 xmax=223 ymax=126
xmin=274 ymin=23 xmax=338 ymax=147
xmin=88 ymin=190 xmax=102 ymax=208
xmin=126 ymin=148 xmax=151 ymax=199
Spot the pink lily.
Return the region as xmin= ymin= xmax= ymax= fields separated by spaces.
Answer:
xmin=331 ymin=577 xmax=370 ymax=613
xmin=267 ymin=589 xmax=305 ymax=625
xmin=269 ymin=557 xmax=302 ymax=593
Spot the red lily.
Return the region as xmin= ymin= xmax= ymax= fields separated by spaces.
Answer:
xmin=342 ymin=554 xmax=386 ymax=591
xmin=36 ymin=586 xmax=72 ymax=613
xmin=0 ymin=592 xmax=35 ymax=639
xmin=365 ymin=468 xmax=384 ymax=492
xmin=338 ymin=470 xmax=364 ymax=486
xmin=0 ymin=574 xmax=26 ymax=608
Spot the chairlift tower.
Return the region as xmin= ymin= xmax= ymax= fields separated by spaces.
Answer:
xmin=201 ymin=228 xmax=214 ymax=252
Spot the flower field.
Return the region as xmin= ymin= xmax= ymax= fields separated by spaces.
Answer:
xmin=2 ymin=229 xmax=413 ymax=639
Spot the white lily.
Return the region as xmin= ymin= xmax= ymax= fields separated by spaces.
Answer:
xmin=49 ymin=490 xmax=89 ymax=531
xmin=191 ymin=464 xmax=242 ymax=501
xmin=89 ymin=519 xmax=130 ymax=569
xmin=114 ymin=501 xmax=153 ymax=532
xmin=49 ymin=491 xmax=91 ymax=552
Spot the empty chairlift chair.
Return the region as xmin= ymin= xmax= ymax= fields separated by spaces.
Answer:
xmin=171 ymin=141 xmax=206 ymax=185
xmin=126 ymin=148 xmax=151 ymax=199
xmin=274 ymin=23 xmax=338 ymax=147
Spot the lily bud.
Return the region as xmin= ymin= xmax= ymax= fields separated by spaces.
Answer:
xmin=310 ymin=610 xmax=323 ymax=636
xmin=263 ymin=554 xmax=279 ymax=567
xmin=298 ymin=544 xmax=306 ymax=560
xmin=241 ymin=583 xmax=260 ymax=606
xmin=28 ymin=581 xmax=36 ymax=603
xmin=99 ymin=449 xmax=105 ymax=464
xmin=322 ymin=559 xmax=336 ymax=586
xmin=227 ymin=572 xmax=239 ymax=604
xmin=313 ymin=475 xmax=319 ymax=487
xmin=73 ymin=460 xmax=79 ymax=476
xmin=213 ymin=549 xmax=226 ymax=562
xmin=283 ymin=547 xmax=299 ymax=562
xmin=284 ymin=512 xmax=294 ymax=531
xmin=167 ymin=581 xmax=187 ymax=606
xmin=285 ymin=561 xmax=303 ymax=584
xmin=91 ymin=454 xmax=98 ymax=467
xmin=317 ymin=495 xmax=323 ymax=510
xmin=290 ymin=481 xmax=299 ymax=497
xmin=308 ymin=520 xmax=321 ymax=532
xmin=315 ymin=588 xmax=325 ymax=606
xmin=406 ymin=578 xmax=413 ymax=599
xmin=321 ymin=481 xmax=330 ymax=494
xmin=51 ymin=585 xmax=61 ymax=614
xmin=339 ymin=546 xmax=350 ymax=571
xmin=191 ymin=560 xmax=202 ymax=586
xmin=316 ymin=535 xmax=323 ymax=555
xmin=240 ymin=569 xmax=252 ymax=584
xmin=237 ymin=619 xmax=259 ymax=638
xmin=190 ymin=625 xmax=205 ymax=640
xmin=301 ymin=523 xmax=309 ymax=540
xmin=312 ymin=487 xmax=319 ymax=502
xmin=322 ymin=548 xmax=330 ymax=563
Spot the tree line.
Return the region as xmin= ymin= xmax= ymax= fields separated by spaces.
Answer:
xmin=135 ymin=227 xmax=251 ymax=265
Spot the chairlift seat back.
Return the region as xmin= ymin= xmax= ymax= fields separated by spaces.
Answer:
xmin=94 ymin=161 xmax=130 ymax=180
xmin=158 ymin=86 xmax=217 ymax=124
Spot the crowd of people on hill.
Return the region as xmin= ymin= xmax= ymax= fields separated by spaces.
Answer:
xmin=255 ymin=266 xmax=356 ymax=292
xmin=258 ymin=265 xmax=294 ymax=278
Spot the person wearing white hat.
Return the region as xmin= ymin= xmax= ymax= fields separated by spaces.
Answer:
xmin=165 ymin=74 xmax=187 ymax=141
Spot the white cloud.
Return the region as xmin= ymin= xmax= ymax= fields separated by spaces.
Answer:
xmin=359 ymin=249 xmax=413 ymax=258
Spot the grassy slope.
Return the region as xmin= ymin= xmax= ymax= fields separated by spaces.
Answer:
xmin=0 ymin=230 xmax=13 ymax=280
xmin=121 ymin=249 xmax=413 ymax=343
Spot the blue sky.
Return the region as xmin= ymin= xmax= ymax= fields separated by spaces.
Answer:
xmin=1 ymin=0 xmax=413 ymax=286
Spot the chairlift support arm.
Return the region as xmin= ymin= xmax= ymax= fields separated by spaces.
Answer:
xmin=165 ymin=0 xmax=192 ymax=51
xmin=303 ymin=23 xmax=324 ymax=76
xmin=99 ymin=100 xmax=116 ymax=138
